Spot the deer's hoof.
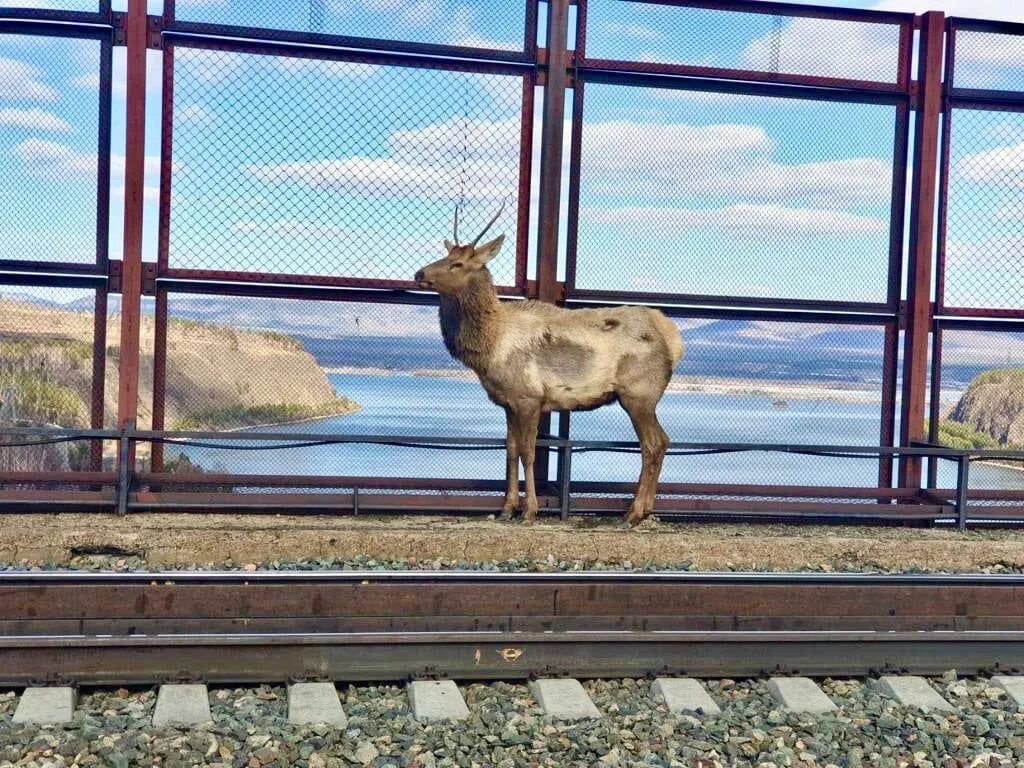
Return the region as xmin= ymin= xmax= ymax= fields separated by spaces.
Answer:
xmin=521 ymin=506 xmax=538 ymax=525
xmin=624 ymin=507 xmax=645 ymax=528
xmin=498 ymin=506 xmax=516 ymax=522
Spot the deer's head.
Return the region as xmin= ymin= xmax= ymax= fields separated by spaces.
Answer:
xmin=414 ymin=201 xmax=506 ymax=295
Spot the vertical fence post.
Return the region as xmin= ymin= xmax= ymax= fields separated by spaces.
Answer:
xmin=116 ymin=0 xmax=148 ymax=477
xmin=535 ymin=0 xmax=572 ymax=500
xmin=955 ymin=453 xmax=970 ymax=531
xmin=899 ymin=11 xmax=945 ymax=490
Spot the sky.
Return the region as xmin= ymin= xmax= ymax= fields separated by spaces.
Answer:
xmin=0 ymin=0 xmax=1022 ymax=310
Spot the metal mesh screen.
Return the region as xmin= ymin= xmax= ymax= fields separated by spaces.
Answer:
xmin=0 ymin=0 xmax=100 ymax=11
xmin=933 ymin=326 xmax=1024 ymax=490
xmin=570 ymin=316 xmax=890 ymax=488
xmin=0 ymin=285 xmax=97 ymax=471
xmin=158 ymin=293 xmax=509 ymax=479
xmin=570 ymin=83 xmax=898 ymax=303
xmin=952 ymin=28 xmax=1024 ymax=93
xmin=0 ymin=33 xmax=103 ymax=265
xmin=168 ymin=0 xmax=530 ymax=54
xmin=942 ymin=108 xmax=1024 ymax=312
xmin=581 ymin=0 xmax=904 ymax=84
xmin=163 ymin=44 xmax=528 ymax=287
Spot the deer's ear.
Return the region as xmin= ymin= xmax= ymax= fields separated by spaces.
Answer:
xmin=472 ymin=234 xmax=505 ymax=265
xmin=443 ymin=239 xmax=456 ymax=253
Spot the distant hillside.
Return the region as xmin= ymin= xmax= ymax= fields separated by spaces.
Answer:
xmin=0 ymin=299 xmax=359 ymax=435
xmin=940 ymin=369 xmax=1024 ymax=450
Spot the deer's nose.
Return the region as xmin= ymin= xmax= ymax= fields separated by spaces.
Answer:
xmin=414 ymin=269 xmax=425 ymax=283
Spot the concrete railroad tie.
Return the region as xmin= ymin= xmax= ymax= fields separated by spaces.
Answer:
xmin=530 ymin=678 xmax=601 ymax=720
xmin=651 ymin=678 xmax=721 ymax=715
xmin=767 ymin=677 xmax=837 ymax=714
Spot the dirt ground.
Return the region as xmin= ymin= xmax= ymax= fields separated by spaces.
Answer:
xmin=2 ymin=513 xmax=1024 ymax=571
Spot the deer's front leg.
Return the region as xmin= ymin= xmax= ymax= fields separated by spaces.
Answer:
xmin=500 ymin=407 xmax=519 ymax=520
xmin=514 ymin=402 xmax=542 ymax=523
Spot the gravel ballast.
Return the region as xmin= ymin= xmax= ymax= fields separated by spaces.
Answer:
xmin=3 ymin=675 xmax=1024 ymax=767
xmin=4 ymin=514 xmax=1024 ymax=574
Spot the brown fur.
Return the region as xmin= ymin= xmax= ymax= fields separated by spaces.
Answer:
xmin=414 ymin=232 xmax=684 ymax=526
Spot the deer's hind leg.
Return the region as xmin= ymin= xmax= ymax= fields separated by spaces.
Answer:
xmin=619 ymin=393 xmax=670 ymax=527
xmin=500 ymin=407 xmax=520 ymax=520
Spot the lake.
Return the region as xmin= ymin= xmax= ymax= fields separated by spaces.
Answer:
xmin=172 ymin=373 xmax=1023 ymax=492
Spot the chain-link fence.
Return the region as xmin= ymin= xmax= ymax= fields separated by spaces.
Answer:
xmin=161 ymin=40 xmax=530 ymax=289
xmin=3 ymin=0 xmax=1024 ymax=522
xmin=567 ymin=81 xmax=901 ymax=306
xmin=579 ymin=0 xmax=910 ymax=87
xmin=166 ymin=0 xmax=535 ymax=58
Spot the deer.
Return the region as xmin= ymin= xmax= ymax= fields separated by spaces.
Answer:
xmin=413 ymin=202 xmax=685 ymax=527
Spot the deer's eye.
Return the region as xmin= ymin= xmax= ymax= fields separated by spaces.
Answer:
xmin=449 ymin=261 xmax=464 ymax=270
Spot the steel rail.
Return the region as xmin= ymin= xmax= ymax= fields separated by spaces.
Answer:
xmin=3 ymin=571 xmax=1024 ymax=683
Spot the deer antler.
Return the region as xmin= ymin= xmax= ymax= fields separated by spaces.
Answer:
xmin=471 ymin=198 xmax=507 ymax=247
xmin=453 ymin=203 xmax=461 ymax=245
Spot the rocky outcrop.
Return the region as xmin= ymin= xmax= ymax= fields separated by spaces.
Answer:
xmin=947 ymin=369 xmax=1024 ymax=448
xmin=0 ymin=299 xmax=358 ymax=433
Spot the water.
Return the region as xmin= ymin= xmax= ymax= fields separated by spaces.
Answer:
xmin=175 ymin=373 xmax=1022 ymax=491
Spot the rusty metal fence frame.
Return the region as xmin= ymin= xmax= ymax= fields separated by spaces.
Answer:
xmin=0 ymin=7 xmax=115 ymax=471
xmin=1 ymin=0 xmax=1023 ymax=525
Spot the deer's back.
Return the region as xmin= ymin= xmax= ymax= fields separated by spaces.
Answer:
xmin=480 ymin=302 xmax=681 ymax=411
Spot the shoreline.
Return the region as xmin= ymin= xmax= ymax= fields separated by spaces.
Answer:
xmin=324 ymin=365 xmax=893 ymax=405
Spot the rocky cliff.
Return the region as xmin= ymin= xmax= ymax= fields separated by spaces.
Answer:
xmin=942 ymin=369 xmax=1024 ymax=450
xmin=0 ymin=298 xmax=359 ymax=435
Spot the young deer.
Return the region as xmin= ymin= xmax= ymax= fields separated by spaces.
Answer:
xmin=414 ymin=204 xmax=684 ymax=526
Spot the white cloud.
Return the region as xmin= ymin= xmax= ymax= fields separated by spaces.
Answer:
xmin=449 ymin=6 xmax=519 ymax=51
xmin=175 ymin=47 xmax=247 ymax=84
xmin=248 ymin=116 xmax=521 ymax=201
xmin=742 ymin=1 xmax=1024 ymax=86
xmin=578 ymin=120 xmax=891 ymax=204
xmin=0 ymin=56 xmax=58 ymax=102
xmin=584 ymin=204 xmax=887 ymax=235
xmin=12 ymin=138 xmax=165 ymax=180
xmin=176 ymin=103 xmax=214 ymax=125
xmin=958 ymin=141 xmax=1024 ymax=188
xmin=603 ymin=22 xmax=661 ymax=41
xmin=248 ymin=156 xmax=512 ymax=200
xmin=0 ymin=108 xmax=72 ymax=133
xmin=72 ymin=72 xmax=102 ymax=90
xmin=996 ymin=203 xmax=1024 ymax=221
xmin=946 ymin=237 xmax=1024 ymax=267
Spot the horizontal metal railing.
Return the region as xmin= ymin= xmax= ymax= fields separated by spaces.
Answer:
xmin=2 ymin=426 xmax=1021 ymax=528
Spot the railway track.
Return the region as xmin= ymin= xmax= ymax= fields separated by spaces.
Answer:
xmin=3 ymin=571 xmax=1024 ymax=686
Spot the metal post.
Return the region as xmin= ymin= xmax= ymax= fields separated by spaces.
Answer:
xmin=116 ymin=0 xmax=148 ymax=470
xmin=558 ymin=432 xmax=572 ymax=520
xmin=534 ymin=0 xmax=571 ymax=489
xmin=955 ymin=454 xmax=970 ymax=531
xmin=117 ymin=425 xmax=132 ymax=516
xmin=899 ymin=11 xmax=945 ymax=490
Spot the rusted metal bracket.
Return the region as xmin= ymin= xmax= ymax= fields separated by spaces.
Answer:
xmin=142 ymin=262 xmax=158 ymax=296
xmin=147 ymin=14 xmax=163 ymax=49
xmin=107 ymin=258 xmax=123 ymax=293
xmin=111 ymin=11 xmax=127 ymax=45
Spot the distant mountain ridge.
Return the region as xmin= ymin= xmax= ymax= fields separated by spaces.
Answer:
xmin=6 ymin=292 xmax=1022 ymax=387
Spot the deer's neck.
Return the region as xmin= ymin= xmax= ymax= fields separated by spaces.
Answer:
xmin=439 ymin=272 xmax=501 ymax=373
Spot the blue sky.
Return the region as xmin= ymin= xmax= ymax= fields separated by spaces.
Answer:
xmin=0 ymin=0 xmax=1022 ymax=308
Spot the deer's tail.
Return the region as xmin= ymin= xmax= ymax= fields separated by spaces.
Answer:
xmin=651 ymin=310 xmax=684 ymax=366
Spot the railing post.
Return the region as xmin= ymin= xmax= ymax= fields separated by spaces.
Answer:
xmin=899 ymin=11 xmax=945 ymax=490
xmin=955 ymin=453 xmax=970 ymax=531
xmin=558 ymin=434 xmax=573 ymax=520
xmin=116 ymin=424 xmax=132 ymax=516
xmin=535 ymin=0 xmax=572 ymax=495
xmin=116 ymin=0 xmax=148 ymax=473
